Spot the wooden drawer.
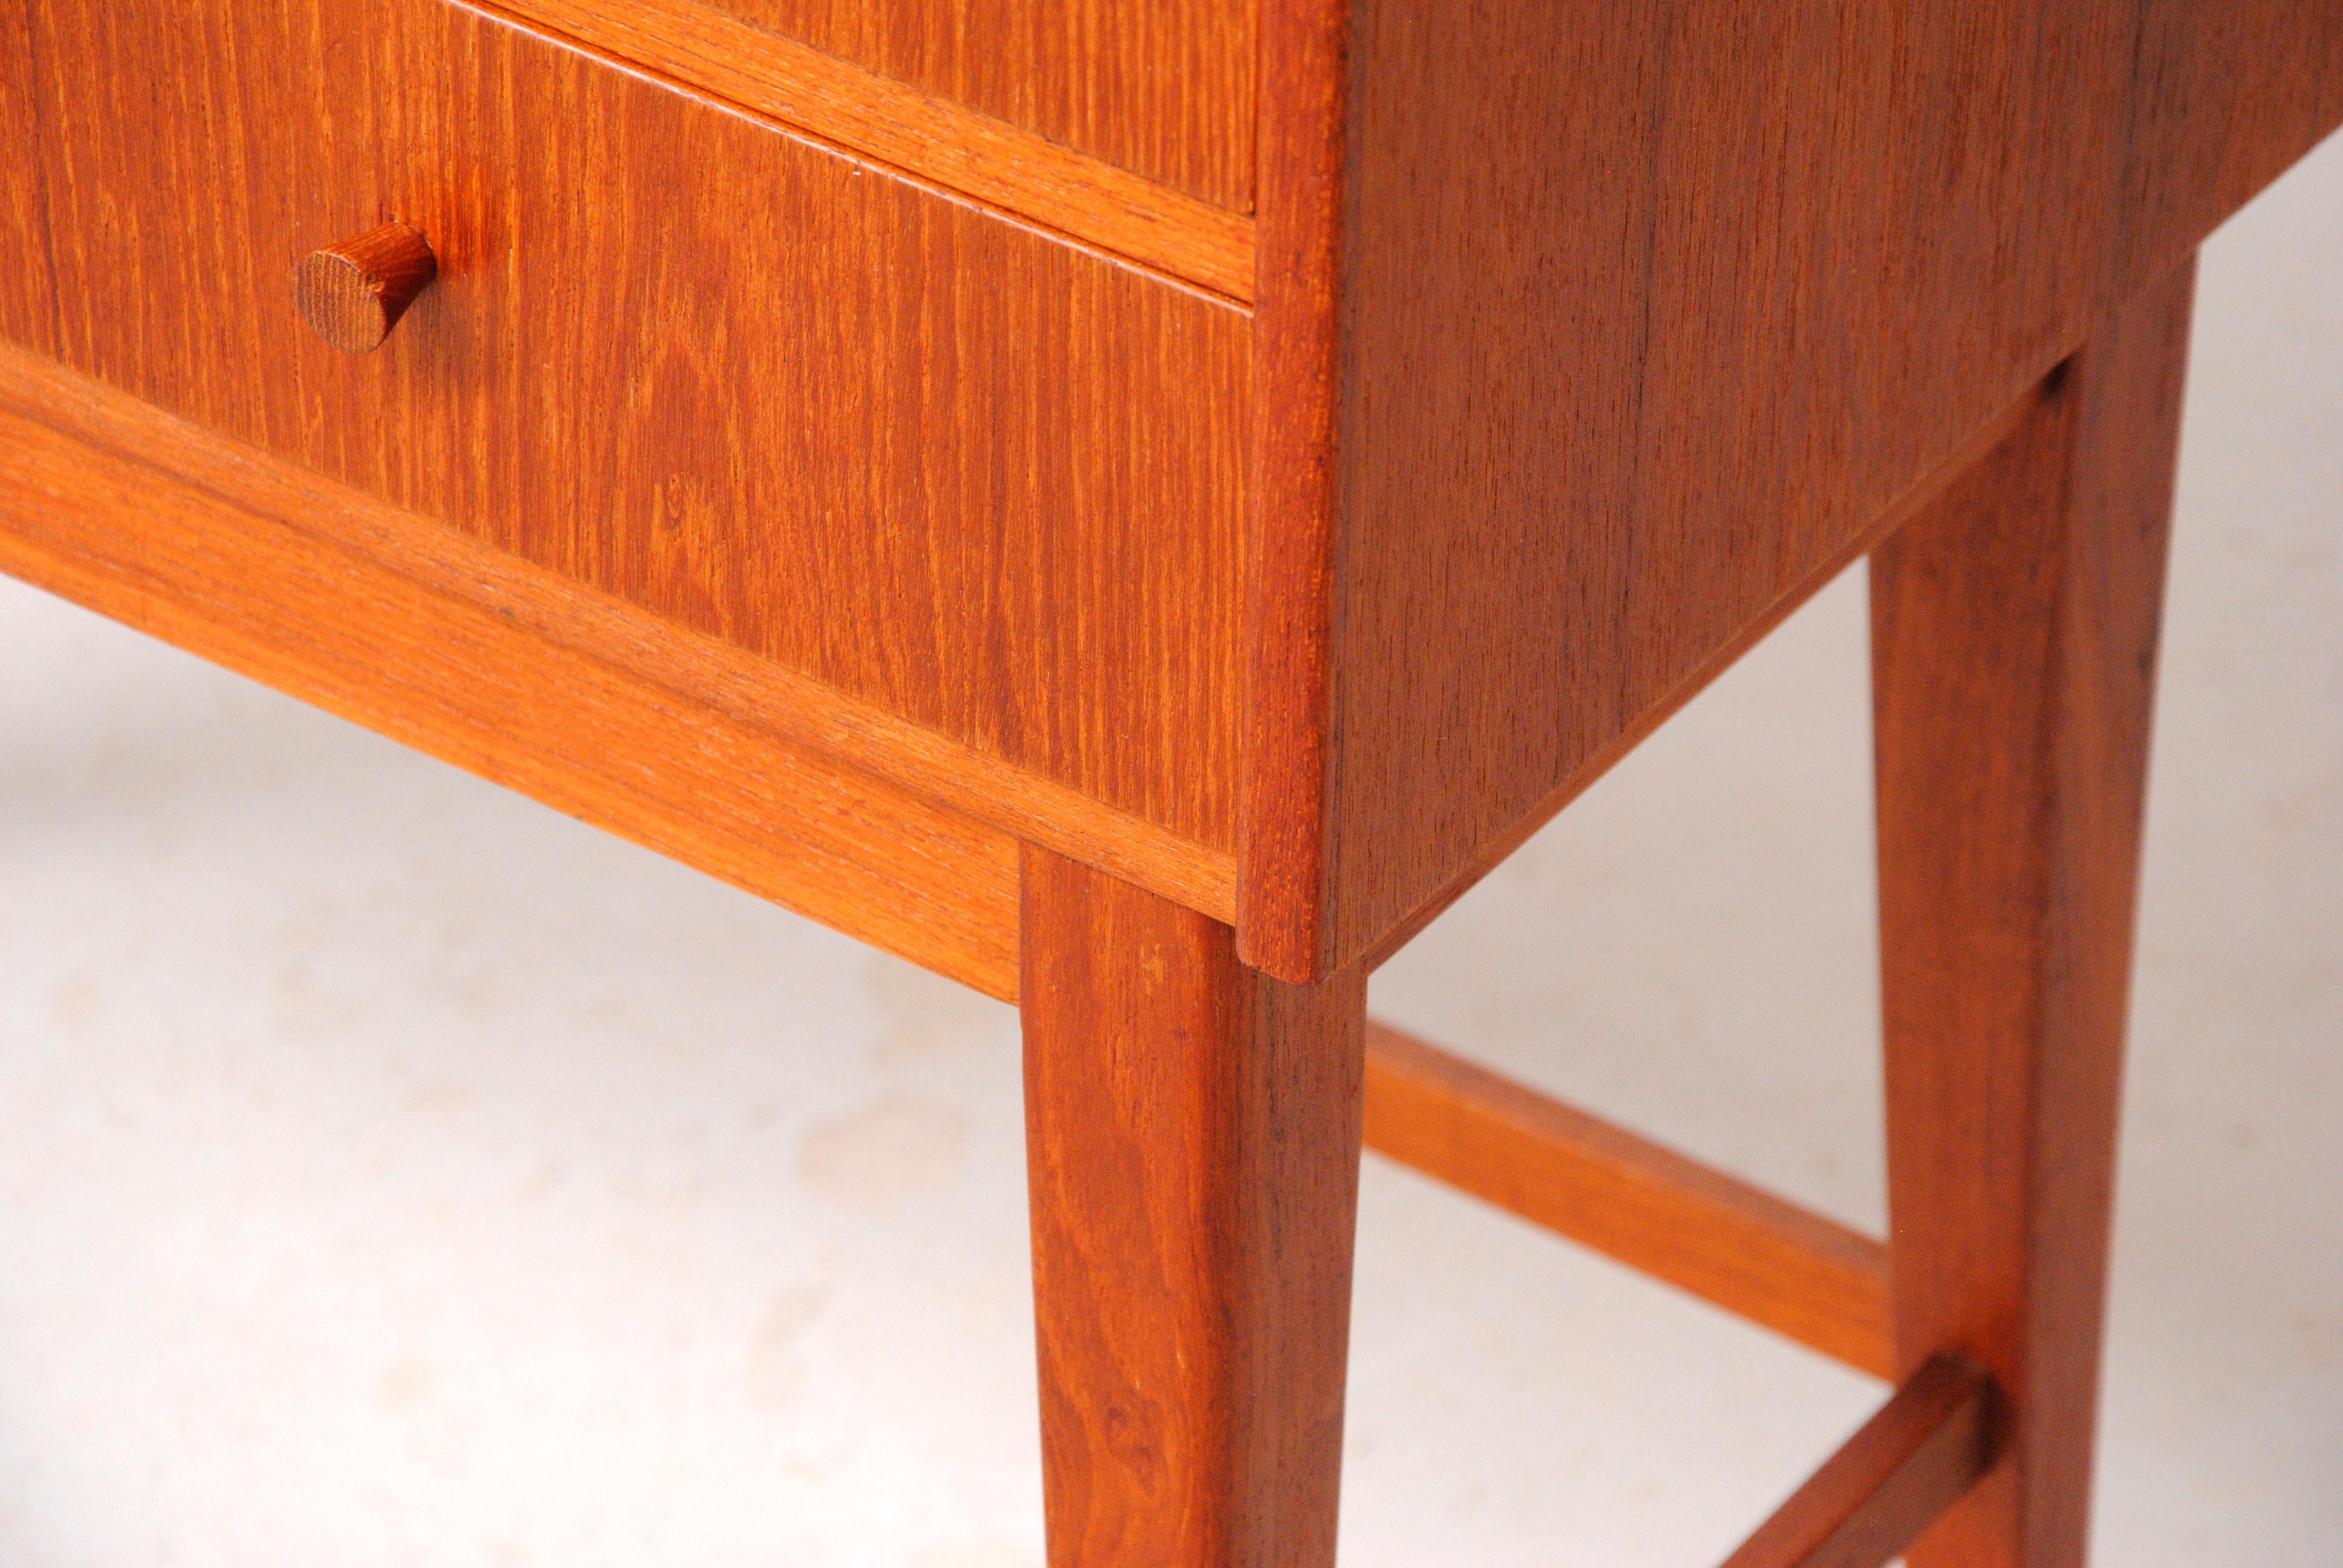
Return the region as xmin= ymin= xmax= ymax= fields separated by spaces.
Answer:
xmin=658 ymin=0 xmax=1253 ymax=209
xmin=1 ymin=0 xmax=1250 ymax=853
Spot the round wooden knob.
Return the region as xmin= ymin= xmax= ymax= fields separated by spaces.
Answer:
xmin=292 ymin=220 xmax=437 ymax=353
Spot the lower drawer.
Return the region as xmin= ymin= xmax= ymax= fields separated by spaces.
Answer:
xmin=0 ymin=0 xmax=1250 ymax=849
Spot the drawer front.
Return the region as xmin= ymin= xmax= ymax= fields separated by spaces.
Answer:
xmin=704 ymin=0 xmax=1255 ymax=209
xmin=4 ymin=0 xmax=1250 ymax=848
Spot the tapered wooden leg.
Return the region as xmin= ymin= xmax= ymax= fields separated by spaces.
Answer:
xmin=1872 ymin=260 xmax=2196 ymax=1568
xmin=1020 ymin=845 xmax=1368 ymax=1568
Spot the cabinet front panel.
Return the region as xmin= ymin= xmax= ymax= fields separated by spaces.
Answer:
xmin=5 ymin=0 xmax=1249 ymax=849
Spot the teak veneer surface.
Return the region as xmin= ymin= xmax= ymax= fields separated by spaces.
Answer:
xmin=0 ymin=1 xmax=48 ymax=358
xmin=692 ymin=0 xmax=1252 ymax=212
xmin=485 ymin=0 xmax=1256 ymax=299
xmin=2 ymin=0 xmax=1251 ymax=862
xmin=1245 ymin=0 xmax=2343 ymax=979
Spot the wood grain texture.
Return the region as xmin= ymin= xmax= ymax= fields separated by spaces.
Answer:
xmin=2114 ymin=0 xmax=2343 ymax=291
xmin=1242 ymin=0 xmax=2343 ymax=980
xmin=1349 ymin=379 xmax=2051 ymax=977
xmin=1364 ymin=1022 xmax=1893 ymax=1376
xmin=1873 ymin=263 xmax=2194 ymax=1568
xmin=1720 ymin=1356 xmax=1999 ymax=1568
xmin=696 ymin=0 xmax=1253 ymax=211
xmin=10 ymin=0 xmax=1251 ymax=860
xmin=1237 ymin=0 xmax=1348 ymax=980
xmin=1022 ymin=848 xmax=1365 ymax=1568
xmin=0 ymin=0 xmax=53 ymax=354
xmin=292 ymin=221 xmax=438 ymax=353
xmin=488 ymin=0 xmax=1256 ymax=299
xmin=0 ymin=345 xmax=1021 ymax=1001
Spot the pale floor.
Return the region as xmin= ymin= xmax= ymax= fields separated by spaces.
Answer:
xmin=2 ymin=137 xmax=2338 ymax=1567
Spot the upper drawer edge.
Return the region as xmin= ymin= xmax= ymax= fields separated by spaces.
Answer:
xmin=483 ymin=0 xmax=1257 ymax=302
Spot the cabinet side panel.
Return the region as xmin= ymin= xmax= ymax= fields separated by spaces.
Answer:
xmin=0 ymin=0 xmax=55 ymax=353
xmin=1294 ymin=0 xmax=2343 ymax=969
xmin=2115 ymin=0 xmax=2343 ymax=289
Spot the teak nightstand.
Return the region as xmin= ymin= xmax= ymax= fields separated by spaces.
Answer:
xmin=3 ymin=1 xmax=2337 ymax=1563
